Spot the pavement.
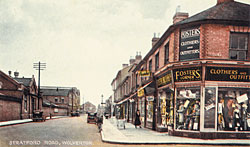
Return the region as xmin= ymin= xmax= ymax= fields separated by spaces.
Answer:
xmin=0 ymin=116 xmax=68 ymax=127
xmin=101 ymin=117 xmax=250 ymax=145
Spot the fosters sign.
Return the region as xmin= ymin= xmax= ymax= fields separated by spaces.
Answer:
xmin=180 ymin=26 xmax=200 ymax=61
xmin=206 ymin=67 xmax=250 ymax=82
xmin=174 ymin=67 xmax=202 ymax=82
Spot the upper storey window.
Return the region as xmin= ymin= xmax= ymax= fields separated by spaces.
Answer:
xmin=229 ymin=33 xmax=248 ymax=61
xmin=165 ymin=42 xmax=169 ymax=64
xmin=149 ymin=60 xmax=152 ymax=71
xmin=155 ymin=53 xmax=159 ymax=71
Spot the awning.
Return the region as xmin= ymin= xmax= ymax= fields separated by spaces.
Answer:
xmin=116 ymin=81 xmax=154 ymax=105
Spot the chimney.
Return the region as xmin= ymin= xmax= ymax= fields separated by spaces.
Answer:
xmin=173 ymin=6 xmax=188 ymax=24
xmin=122 ymin=64 xmax=128 ymax=68
xmin=152 ymin=33 xmax=160 ymax=47
xmin=8 ymin=71 xmax=12 ymax=77
xmin=129 ymin=56 xmax=136 ymax=65
xmin=135 ymin=52 xmax=142 ymax=64
xmin=14 ymin=71 xmax=19 ymax=78
xmin=217 ymin=0 xmax=234 ymax=5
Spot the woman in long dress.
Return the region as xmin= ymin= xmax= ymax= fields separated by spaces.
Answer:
xmin=135 ymin=110 xmax=141 ymax=128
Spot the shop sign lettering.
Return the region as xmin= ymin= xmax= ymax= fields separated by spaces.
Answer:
xmin=157 ymin=71 xmax=172 ymax=87
xmin=139 ymin=70 xmax=151 ymax=77
xmin=179 ymin=26 xmax=200 ymax=61
xmin=137 ymin=88 xmax=145 ymax=97
xmin=174 ymin=67 xmax=202 ymax=82
xmin=206 ymin=67 xmax=250 ymax=82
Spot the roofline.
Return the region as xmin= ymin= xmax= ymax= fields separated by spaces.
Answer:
xmin=0 ymin=70 xmax=20 ymax=86
xmin=133 ymin=18 xmax=250 ymax=72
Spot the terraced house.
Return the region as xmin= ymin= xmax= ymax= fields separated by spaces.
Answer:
xmin=113 ymin=0 xmax=250 ymax=139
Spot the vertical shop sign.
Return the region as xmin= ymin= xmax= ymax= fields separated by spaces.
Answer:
xmin=179 ymin=26 xmax=200 ymax=60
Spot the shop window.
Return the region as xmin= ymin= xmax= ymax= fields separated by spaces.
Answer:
xmin=137 ymin=98 xmax=145 ymax=125
xmin=218 ymin=88 xmax=250 ymax=131
xmin=146 ymin=97 xmax=154 ymax=123
xmin=176 ymin=87 xmax=200 ymax=131
xmin=158 ymin=91 xmax=173 ymax=127
xmin=204 ymin=87 xmax=216 ymax=129
xmin=229 ymin=33 xmax=248 ymax=60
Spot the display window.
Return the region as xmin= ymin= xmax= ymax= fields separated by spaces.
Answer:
xmin=204 ymin=87 xmax=216 ymax=129
xmin=217 ymin=88 xmax=250 ymax=131
xmin=129 ymin=102 xmax=133 ymax=122
xmin=158 ymin=91 xmax=173 ymax=127
xmin=147 ymin=97 xmax=154 ymax=122
xmin=141 ymin=98 xmax=145 ymax=124
xmin=176 ymin=87 xmax=200 ymax=131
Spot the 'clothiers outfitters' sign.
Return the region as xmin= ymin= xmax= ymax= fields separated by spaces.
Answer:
xmin=174 ymin=67 xmax=202 ymax=82
xmin=206 ymin=67 xmax=250 ymax=82
xmin=179 ymin=26 xmax=200 ymax=61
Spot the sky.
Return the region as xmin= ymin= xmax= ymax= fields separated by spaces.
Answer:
xmin=1 ymin=0 xmax=250 ymax=106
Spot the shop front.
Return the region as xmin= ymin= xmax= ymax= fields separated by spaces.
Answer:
xmin=137 ymin=87 xmax=146 ymax=127
xmin=171 ymin=65 xmax=250 ymax=139
xmin=156 ymin=70 xmax=174 ymax=132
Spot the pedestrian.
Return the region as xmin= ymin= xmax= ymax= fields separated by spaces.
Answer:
xmin=134 ymin=110 xmax=141 ymax=129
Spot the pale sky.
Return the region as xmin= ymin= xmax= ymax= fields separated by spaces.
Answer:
xmin=1 ymin=0 xmax=250 ymax=106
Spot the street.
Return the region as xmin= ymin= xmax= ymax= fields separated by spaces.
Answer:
xmin=0 ymin=116 xmax=241 ymax=147
xmin=0 ymin=115 xmax=102 ymax=146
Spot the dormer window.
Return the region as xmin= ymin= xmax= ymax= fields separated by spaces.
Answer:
xmin=229 ymin=33 xmax=249 ymax=61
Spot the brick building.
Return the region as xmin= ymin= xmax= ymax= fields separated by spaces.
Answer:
xmin=41 ymin=86 xmax=80 ymax=117
xmin=0 ymin=70 xmax=40 ymax=121
xmin=113 ymin=0 xmax=250 ymax=139
xmin=111 ymin=53 xmax=142 ymax=121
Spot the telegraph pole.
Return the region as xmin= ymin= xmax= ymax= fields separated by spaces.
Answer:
xmin=33 ymin=62 xmax=46 ymax=110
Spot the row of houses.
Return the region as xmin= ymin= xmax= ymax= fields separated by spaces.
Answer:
xmin=111 ymin=0 xmax=250 ymax=139
xmin=0 ymin=70 xmax=80 ymax=122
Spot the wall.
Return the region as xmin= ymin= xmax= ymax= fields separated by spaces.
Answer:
xmin=0 ymin=99 xmax=21 ymax=121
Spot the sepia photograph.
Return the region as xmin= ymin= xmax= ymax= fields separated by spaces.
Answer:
xmin=1 ymin=0 xmax=250 ymax=146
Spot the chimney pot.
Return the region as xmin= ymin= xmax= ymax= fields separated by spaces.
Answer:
xmin=14 ymin=71 xmax=19 ymax=78
xmin=8 ymin=71 xmax=11 ymax=77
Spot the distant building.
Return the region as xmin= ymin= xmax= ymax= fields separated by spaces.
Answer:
xmin=84 ymin=101 xmax=96 ymax=113
xmin=41 ymin=86 xmax=80 ymax=116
